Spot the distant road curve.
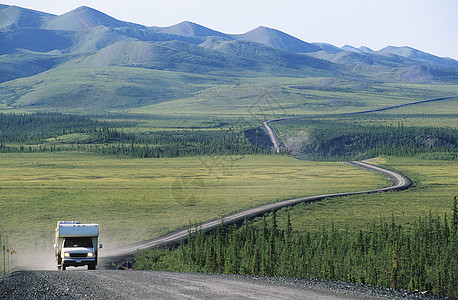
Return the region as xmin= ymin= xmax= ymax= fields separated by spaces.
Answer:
xmin=101 ymin=96 xmax=458 ymax=266
xmin=262 ymin=96 xmax=456 ymax=153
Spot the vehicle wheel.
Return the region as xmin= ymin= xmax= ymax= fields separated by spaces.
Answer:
xmin=62 ymin=264 xmax=66 ymax=271
xmin=57 ymin=265 xmax=62 ymax=271
xmin=88 ymin=264 xmax=96 ymax=270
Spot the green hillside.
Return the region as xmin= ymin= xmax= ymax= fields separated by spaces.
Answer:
xmin=0 ymin=67 xmax=223 ymax=111
xmin=1 ymin=65 xmax=456 ymax=115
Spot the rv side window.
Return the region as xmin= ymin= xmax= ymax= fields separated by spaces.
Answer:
xmin=64 ymin=237 xmax=93 ymax=248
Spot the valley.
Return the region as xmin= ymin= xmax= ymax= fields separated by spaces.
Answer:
xmin=0 ymin=3 xmax=457 ymax=298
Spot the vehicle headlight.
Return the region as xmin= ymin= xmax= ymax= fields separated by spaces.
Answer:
xmin=64 ymin=252 xmax=70 ymax=257
xmin=87 ymin=252 xmax=94 ymax=257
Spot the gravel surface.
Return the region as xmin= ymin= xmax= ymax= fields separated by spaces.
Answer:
xmin=0 ymin=270 xmax=448 ymax=300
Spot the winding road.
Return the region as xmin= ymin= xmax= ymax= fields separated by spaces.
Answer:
xmin=101 ymin=99 xmax=422 ymax=267
xmin=100 ymin=161 xmax=411 ymax=268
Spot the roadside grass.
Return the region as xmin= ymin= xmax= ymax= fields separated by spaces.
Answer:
xmin=0 ymin=153 xmax=388 ymax=253
xmin=266 ymin=156 xmax=457 ymax=232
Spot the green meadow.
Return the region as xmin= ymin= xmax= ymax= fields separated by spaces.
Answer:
xmin=0 ymin=152 xmax=388 ymax=252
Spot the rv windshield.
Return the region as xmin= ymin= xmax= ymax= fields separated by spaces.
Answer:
xmin=64 ymin=237 xmax=93 ymax=248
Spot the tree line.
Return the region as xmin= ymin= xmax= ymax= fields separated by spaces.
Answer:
xmin=134 ymin=198 xmax=458 ymax=298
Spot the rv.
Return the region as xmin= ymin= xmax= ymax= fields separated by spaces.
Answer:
xmin=54 ymin=221 xmax=102 ymax=270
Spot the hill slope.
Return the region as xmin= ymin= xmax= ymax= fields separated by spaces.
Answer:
xmin=0 ymin=67 xmax=213 ymax=111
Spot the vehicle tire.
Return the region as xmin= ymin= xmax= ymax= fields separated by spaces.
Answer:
xmin=62 ymin=264 xmax=66 ymax=271
xmin=88 ymin=264 xmax=96 ymax=270
xmin=57 ymin=265 xmax=62 ymax=271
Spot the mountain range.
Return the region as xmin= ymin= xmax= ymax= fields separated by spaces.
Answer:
xmin=0 ymin=4 xmax=457 ymax=112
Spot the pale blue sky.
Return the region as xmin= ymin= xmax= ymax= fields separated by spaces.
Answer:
xmin=2 ymin=0 xmax=457 ymax=59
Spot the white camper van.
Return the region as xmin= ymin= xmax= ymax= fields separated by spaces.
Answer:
xmin=54 ymin=221 xmax=102 ymax=270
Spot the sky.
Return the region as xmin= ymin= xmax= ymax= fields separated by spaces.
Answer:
xmin=2 ymin=0 xmax=457 ymax=60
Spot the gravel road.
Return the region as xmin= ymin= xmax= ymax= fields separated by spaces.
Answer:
xmin=0 ymin=270 xmax=445 ymax=300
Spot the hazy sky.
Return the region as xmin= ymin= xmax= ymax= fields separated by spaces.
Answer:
xmin=2 ymin=0 xmax=457 ymax=59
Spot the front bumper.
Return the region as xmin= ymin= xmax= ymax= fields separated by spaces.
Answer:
xmin=63 ymin=258 xmax=96 ymax=267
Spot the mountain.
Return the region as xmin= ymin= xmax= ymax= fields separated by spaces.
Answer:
xmin=0 ymin=5 xmax=54 ymax=29
xmin=152 ymin=21 xmax=229 ymax=39
xmin=0 ymin=4 xmax=457 ymax=113
xmin=233 ymin=26 xmax=321 ymax=53
xmin=340 ymin=45 xmax=362 ymax=53
xmin=44 ymin=6 xmax=145 ymax=31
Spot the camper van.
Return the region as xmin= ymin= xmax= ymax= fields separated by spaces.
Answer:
xmin=54 ymin=221 xmax=102 ymax=270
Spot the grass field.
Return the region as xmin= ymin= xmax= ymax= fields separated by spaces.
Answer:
xmin=0 ymin=152 xmax=389 ymax=253
xmin=264 ymin=156 xmax=457 ymax=232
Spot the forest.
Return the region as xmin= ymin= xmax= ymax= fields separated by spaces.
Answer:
xmin=2 ymin=112 xmax=456 ymax=160
xmin=0 ymin=112 xmax=103 ymax=143
xmin=134 ymin=198 xmax=458 ymax=298
xmin=0 ymin=113 xmax=270 ymax=158
xmin=274 ymin=116 xmax=458 ymax=161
